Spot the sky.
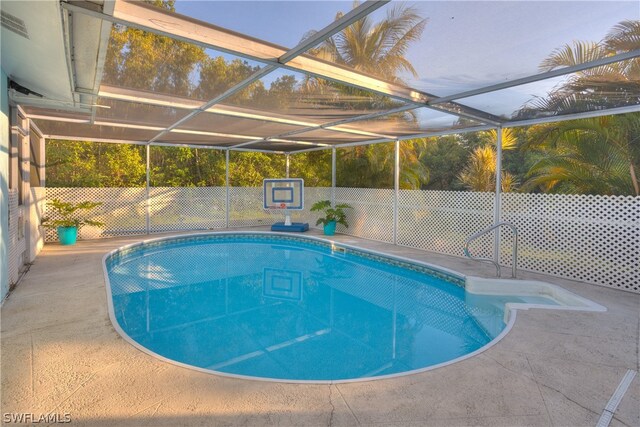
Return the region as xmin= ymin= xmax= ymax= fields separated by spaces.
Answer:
xmin=173 ymin=0 xmax=639 ymax=117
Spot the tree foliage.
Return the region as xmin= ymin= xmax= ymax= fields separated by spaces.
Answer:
xmin=522 ymin=114 xmax=640 ymax=195
xmin=517 ymin=20 xmax=640 ymax=195
xmin=458 ymin=129 xmax=519 ymax=192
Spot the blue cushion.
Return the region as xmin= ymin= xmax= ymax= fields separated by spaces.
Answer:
xmin=270 ymin=222 xmax=309 ymax=232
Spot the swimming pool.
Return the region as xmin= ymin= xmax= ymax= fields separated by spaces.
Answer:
xmin=103 ymin=232 xmax=604 ymax=383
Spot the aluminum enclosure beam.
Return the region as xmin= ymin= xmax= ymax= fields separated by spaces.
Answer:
xmin=225 ymin=149 xmax=230 ymax=228
xmin=331 ymin=147 xmax=336 ymax=207
xmin=503 ymin=104 xmax=640 ymax=128
xmin=41 ymin=134 xmax=283 ymax=153
xmin=62 ymin=0 xmax=418 ymax=101
xmin=430 ymin=49 xmax=640 ymax=105
xmin=96 ymin=85 xmax=375 ymax=145
xmin=278 ymin=1 xmax=388 ymax=64
xmin=146 ymin=0 xmax=387 ymax=145
xmin=64 ymin=0 xmax=504 ymax=127
xmin=494 ymin=126 xmax=502 ymax=263
xmin=147 ymin=65 xmax=278 ymax=143
xmin=393 ymin=140 xmax=400 ymax=245
xmin=230 ymin=104 xmax=417 ymax=149
xmin=145 ymin=144 xmax=150 ymax=234
xmin=287 ymin=124 xmax=496 ymax=153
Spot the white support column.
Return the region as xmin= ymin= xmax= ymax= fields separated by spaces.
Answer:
xmin=331 ymin=147 xmax=336 ymax=207
xmin=393 ymin=139 xmax=400 ymax=245
xmin=494 ymin=127 xmax=503 ymax=263
xmin=285 ymin=154 xmax=290 ymax=178
xmin=145 ymin=144 xmax=150 ymax=234
xmin=225 ymin=149 xmax=230 ymax=229
xmin=285 ymin=153 xmax=291 ymax=226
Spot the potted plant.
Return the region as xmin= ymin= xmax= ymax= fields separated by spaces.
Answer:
xmin=310 ymin=200 xmax=352 ymax=236
xmin=42 ymin=199 xmax=105 ymax=245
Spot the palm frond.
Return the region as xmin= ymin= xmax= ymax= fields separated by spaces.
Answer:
xmin=539 ymin=41 xmax=606 ymax=72
xmin=605 ymin=20 xmax=640 ymax=52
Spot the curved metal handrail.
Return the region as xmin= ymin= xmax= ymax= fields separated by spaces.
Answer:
xmin=464 ymin=222 xmax=518 ymax=278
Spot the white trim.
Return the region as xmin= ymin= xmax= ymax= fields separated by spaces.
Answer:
xmin=101 ymin=231 xmax=606 ymax=385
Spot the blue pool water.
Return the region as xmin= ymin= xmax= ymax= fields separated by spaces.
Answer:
xmin=105 ymin=234 xmax=546 ymax=381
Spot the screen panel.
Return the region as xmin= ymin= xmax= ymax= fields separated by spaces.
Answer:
xmin=103 ymin=23 xmax=265 ymax=101
xmin=457 ymin=60 xmax=640 ymax=120
xmin=302 ymin=0 xmax=639 ymax=99
xmin=171 ymin=1 xmax=353 ymax=49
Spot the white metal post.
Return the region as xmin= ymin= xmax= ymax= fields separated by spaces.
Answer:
xmin=225 ymin=149 xmax=230 ymax=229
xmin=494 ymin=127 xmax=503 ymax=263
xmin=145 ymin=144 xmax=150 ymax=234
xmin=393 ymin=140 xmax=400 ymax=245
xmin=285 ymin=154 xmax=290 ymax=178
xmin=331 ymin=147 xmax=336 ymax=207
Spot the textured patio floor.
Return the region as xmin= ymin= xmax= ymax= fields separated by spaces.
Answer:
xmin=1 ymin=229 xmax=638 ymax=427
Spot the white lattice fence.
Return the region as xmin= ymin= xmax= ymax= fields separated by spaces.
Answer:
xmin=8 ymin=189 xmax=24 ymax=285
xmin=228 ymin=187 xmax=282 ymax=227
xmin=334 ymin=187 xmax=394 ymax=243
xmin=42 ymin=186 xmax=639 ymax=293
xmin=149 ymin=187 xmax=226 ymax=232
xmin=300 ymin=187 xmax=332 ymax=229
xmin=397 ymin=190 xmax=495 ymax=258
xmin=45 ymin=187 xmax=147 ymax=240
xmin=502 ymin=193 xmax=640 ymax=292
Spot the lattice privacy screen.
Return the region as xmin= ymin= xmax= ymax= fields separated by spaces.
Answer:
xmin=502 ymin=193 xmax=640 ymax=293
xmin=149 ymin=187 xmax=226 ymax=231
xmin=45 ymin=187 xmax=147 ymax=240
xmin=43 ymin=187 xmax=639 ymax=293
xmin=334 ymin=187 xmax=394 ymax=243
xmin=398 ymin=190 xmax=496 ymax=260
xmin=44 ymin=186 xmax=331 ymax=238
xmin=7 ymin=189 xmax=24 ymax=286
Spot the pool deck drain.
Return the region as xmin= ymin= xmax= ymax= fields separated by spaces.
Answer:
xmin=2 ymin=228 xmax=639 ymax=426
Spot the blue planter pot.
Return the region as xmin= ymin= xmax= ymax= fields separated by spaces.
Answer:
xmin=323 ymin=221 xmax=337 ymax=236
xmin=57 ymin=226 xmax=78 ymax=245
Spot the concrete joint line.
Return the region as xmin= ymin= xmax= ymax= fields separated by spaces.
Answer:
xmin=596 ymin=369 xmax=637 ymax=427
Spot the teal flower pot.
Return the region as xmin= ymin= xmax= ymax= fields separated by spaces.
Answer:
xmin=323 ymin=221 xmax=337 ymax=236
xmin=57 ymin=226 xmax=78 ymax=245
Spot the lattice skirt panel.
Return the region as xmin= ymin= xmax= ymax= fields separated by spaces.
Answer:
xmin=149 ymin=187 xmax=226 ymax=232
xmin=228 ymin=187 xmax=282 ymax=227
xmin=7 ymin=189 xmax=25 ymax=286
xmin=502 ymin=193 xmax=640 ymax=292
xmin=45 ymin=187 xmax=147 ymax=240
xmin=334 ymin=187 xmax=394 ymax=243
xmin=397 ymin=190 xmax=495 ymax=259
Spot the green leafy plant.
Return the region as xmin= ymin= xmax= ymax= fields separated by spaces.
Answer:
xmin=42 ymin=199 xmax=105 ymax=230
xmin=310 ymin=200 xmax=353 ymax=228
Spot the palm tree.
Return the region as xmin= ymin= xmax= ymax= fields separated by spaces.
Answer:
xmin=521 ymin=20 xmax=640 ymax=115
xmin=516 ymin=20 xmax=640 ymax=196
xmin=310 ymin=2 xmax=427 ymax=83
xmin=337 ymin=140 xmax=429 ymax=189
xmin=458 ymin=129 xmax=518 ymax=192
xmin=522 ymin=114 xmax=640 ymax=196
xmin=305 ymin=2 xmax=429 ymax=189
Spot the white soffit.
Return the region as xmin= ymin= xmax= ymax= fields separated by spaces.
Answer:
xmin=0 ymin=0 xmax=73 ymax=103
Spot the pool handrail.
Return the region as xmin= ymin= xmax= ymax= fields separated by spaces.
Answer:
xmin=464 ymin=222 xmax=518 ymax=278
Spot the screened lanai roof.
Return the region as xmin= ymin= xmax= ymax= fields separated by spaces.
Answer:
xmin=4 ymin=0 xmax=640 ymax=153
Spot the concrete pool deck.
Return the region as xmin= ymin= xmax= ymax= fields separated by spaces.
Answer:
xmin=1 ymin=229 xmax=638 ymax=426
